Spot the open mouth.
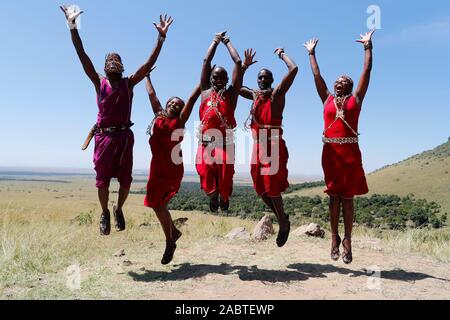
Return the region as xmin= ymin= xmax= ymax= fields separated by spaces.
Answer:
xmin=335 ymin=85 xmax=343 ymax=93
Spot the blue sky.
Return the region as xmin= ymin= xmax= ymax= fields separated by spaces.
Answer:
xmin=0 ymin=0 xmax=449 ymax=175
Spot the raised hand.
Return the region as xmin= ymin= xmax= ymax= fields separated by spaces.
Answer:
xmin=274 ymin=48 xmax=285 ymax=58
xmin=146 ymin=66 xmax=157 ymax=78
xmin=356 ymin=29 xmax=375 ymax=44
xmin=153 ymin=14 xmax=174 ymax=38
xmin=60 ymin=4 xmax=83 ymax=29
xmin=304 ymin=38 xmax=319 ymax=54
xmin=214 ymin=31 xmax=227 ymax=44
xmin=243 ymin=49 xmax=257 ymax=68
xmin=222 ymin=36 xmax=231 ymax=45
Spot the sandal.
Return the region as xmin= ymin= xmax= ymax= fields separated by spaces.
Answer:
xmin=342 ymin=237 xmax=353 ymax=264
xmin=219 ymin=196 xmax=230 ymax=212
xmin=113 ymin=205 xmax=126 ymax=232
xmin=99 ymin=210 xmax=111 ymax=236
xmin=161 ymin=228 xmax=182 ymax=265
xmin=276 ymin=219 xmax=291 ymax=248
xmin=209 ymin=194 xmax=219 ymax=213
xmin=330 ymin=234 xmax=341 ymax=261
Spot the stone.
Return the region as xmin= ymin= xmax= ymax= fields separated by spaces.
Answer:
xmin=305 ymin=223 xmax=326 ymax=238
xmin=174 ymin=217 xmax=189 ymax=228
xmin=113 ymin=249 xmax=125 ymax=257
xmin=292 ymin=224 xmax=309 ymax=236
xmin=305 ymin=223 xmax=325 ymax=238
xmin=122 ymin=259 xmax=133 ymax=267
xmin=225 ymin=227 xmax=251 ymax=240
xmin=292 ymin=223 xmax=325 ymax=238
xmin=252 ymin=215 xmax=275 ymax=241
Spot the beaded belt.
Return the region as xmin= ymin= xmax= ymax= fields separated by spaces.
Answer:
xmin=322 ymin=136 xmax=359 ymax=144
xmin=97 ymin=122 xmax=134 ymax=134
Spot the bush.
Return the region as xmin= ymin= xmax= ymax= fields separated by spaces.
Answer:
xmin=72 ymin=211 xmax=93 ymax=226
xmin=129 ymin=182 xmax=445 ymax=230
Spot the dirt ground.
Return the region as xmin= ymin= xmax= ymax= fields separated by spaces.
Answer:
xmin=103 ymin=236 xmax=450 ymax=300
xmin=1 ymin=177 xmax=449 ymax=300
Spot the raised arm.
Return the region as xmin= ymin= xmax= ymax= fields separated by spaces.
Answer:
xmin=129 ymin=15 xmax=173 ymax=88
xmin=200 ymin=32 xmax=225 ymax=91
xmin=145 ymin=73 xmax=163 ymax=115
xmin=222 ymin=36 xmax=243 ymax=93
xmin=60 ymin=6 xmax=100 ymax=93
xmin=240 ymin=86 xmax=254 ymax=100
xmin=240 ymin=48 xmax=258 ymax=100
xmin=304 ymin=39 xmax=330 ymax=104
xmin=354 ymin=30 xmax=375 ymax=105
xmin=179 ymin=85 xmax=202 ymax=126
xmin=273 ymin=48 xmax=298 ymax=96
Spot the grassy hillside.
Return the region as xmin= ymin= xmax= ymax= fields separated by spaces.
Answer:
xmin=1 ymin=176 xmax=449 ymax=299
xmin=288 ymin=138 xmax=450 ymax=214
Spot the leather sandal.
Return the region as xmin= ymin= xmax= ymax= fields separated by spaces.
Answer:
xmin=209 ymin=194 xmax=219 ymax=213
xmin=342 ymin=237 xmax=353 ymax=264
xmin=113 ymin=205 xmax=126 ymax=232
xmin=219 ymin=196 xmax=230 ymax=212
xmin=161 ymin=228 xmax=182 ymax=265
xmin=99 ymin=210 xmax=111 ymax=236
xmin=331 ymin=234 xmax=341 ymax=261
xmin=276 ymin=219 xmax=291 ymax=248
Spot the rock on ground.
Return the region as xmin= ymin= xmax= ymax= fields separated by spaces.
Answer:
xmin=293 ymin=223 xmax=325 ymax=238
xmin=252 ymin=215 xmax=275 ymax=241
xmin=226 ymin=227 xmax=251 ymax=240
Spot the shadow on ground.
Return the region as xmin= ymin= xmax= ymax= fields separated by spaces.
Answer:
xmin=128 ymin=262 xmax=449 ymax=283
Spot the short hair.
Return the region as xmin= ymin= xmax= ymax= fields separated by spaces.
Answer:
xmin=212 ymin=66 xmax=228 ymax=76
xmin=258 ymin=69 xmax=273 ymax=79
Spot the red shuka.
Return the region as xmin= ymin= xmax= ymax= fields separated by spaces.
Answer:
xmin=250 ymin=94 xmax=289 ymax=197
xmin=144 ymin=116 xmax=184 ymax=208
xmin=195 ymin=90 xmax=236 ymax=202
xmin=322 ymin=95 xmax=369 ymax=198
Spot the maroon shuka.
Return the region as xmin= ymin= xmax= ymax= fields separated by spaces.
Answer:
xmin=94 ymin=77 xmax=134 ymax=189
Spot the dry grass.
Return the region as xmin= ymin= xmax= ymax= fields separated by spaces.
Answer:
xmin=1 ymin=177 xmax=449 ymax=299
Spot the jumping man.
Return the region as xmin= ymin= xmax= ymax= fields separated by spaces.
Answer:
xmin=61 ymin=5 xmax=173 ymax=235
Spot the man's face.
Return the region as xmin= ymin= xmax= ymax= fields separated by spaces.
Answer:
xmin=258 ymin=69 xmax=274 ymax=90
xmin=104 ymin=53 xmax=124 ymax=76
xmin=210 ymin=67 xmax=228 ymax=91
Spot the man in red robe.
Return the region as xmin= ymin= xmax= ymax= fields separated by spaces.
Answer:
xmin=240 ymin=48 xmax=298 ymax=247
xmin=196 ymin=32 xmax=243 ymax=212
